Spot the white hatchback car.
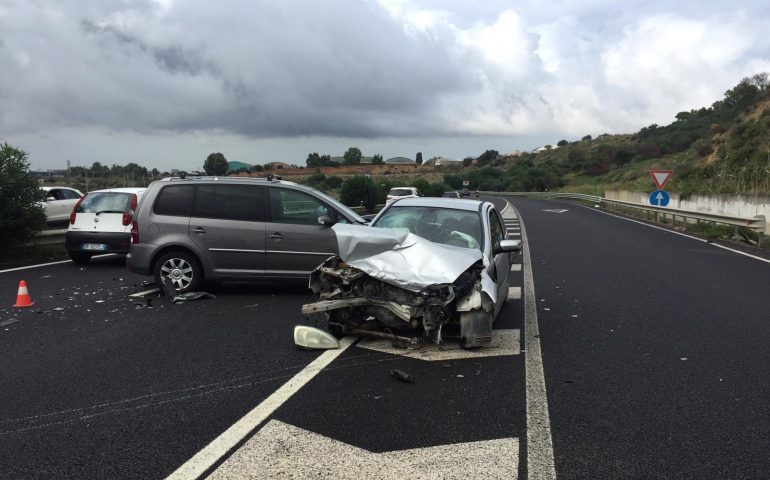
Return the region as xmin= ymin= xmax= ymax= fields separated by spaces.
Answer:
xmin=65 ymin=187 xmax=146 ymax=264
xmin=386 ymin=186 xmax=422 ymax=204
xmin=41 ymin=186 xmax=83 ymax=223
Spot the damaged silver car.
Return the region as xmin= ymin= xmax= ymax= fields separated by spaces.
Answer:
xmin=302 ymin=198 xmax=520 ymax=348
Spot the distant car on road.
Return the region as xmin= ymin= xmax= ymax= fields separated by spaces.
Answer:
xmin=460 ymin=188 xmax=470 ymax=196
xmin=65 ymin=188 xmax=145 ymax=264
xmin=386 ymin=187 xmax=422 ymax=204
xmin=442 ymin=191 xmax=461 ymax=198
xmin=41 ymin=186 xmax=83 ymax=223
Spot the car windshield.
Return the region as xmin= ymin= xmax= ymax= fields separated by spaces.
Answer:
xmin=372 ymin=205 xmax=482 ymax=250
xmin=77 ymin=192 xmax=133 ymax=213
xmin=389 ymin=188 xmax=414 ymax=196
xmin=311 ymin=188 xmax=367 ymax=224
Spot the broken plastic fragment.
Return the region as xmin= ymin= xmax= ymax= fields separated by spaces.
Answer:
xmin=390 ymin=369 xmax=415 ymax=383
xmin=293 ymin=325 xmax=340 ymax=350
xmin=171 ymin=292 xmax=216 ymax=303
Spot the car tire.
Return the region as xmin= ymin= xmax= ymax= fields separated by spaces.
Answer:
xmin=69 ymin=252 xmax=92 ymax=264
xmin=154 ymin=251 xmax=202 ymax=294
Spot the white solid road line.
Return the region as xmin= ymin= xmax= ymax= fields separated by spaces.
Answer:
xmin=0 ymin=254 xmax=119 ymax=274
xmin=0 ymin=259 xmax=73 ymax=274
xmin=166 ymin=336 xmax=358 ymax=480
xmin=516 ymin=206 xmax=557 ymax=480
xmin=576 ymin=204 xmax=770 ymax=265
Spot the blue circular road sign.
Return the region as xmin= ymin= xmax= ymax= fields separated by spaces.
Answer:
xmin=649 ymin=190 xmax=670 ymax=207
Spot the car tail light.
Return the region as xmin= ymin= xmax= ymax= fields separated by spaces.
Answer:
xmin=131 ymin=220 xmax=140 ymax=244
xmin=69 ymin=197 xmax=85 ymax=224
xmin=123 ymin=194 xmax=138 ymax=226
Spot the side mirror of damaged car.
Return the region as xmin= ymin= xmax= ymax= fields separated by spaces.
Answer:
xmin=495 ymin=239 xmax=522 ymax=254
xmin=317 ymin=215 xmax=335 ymax=227
xmin=293 ymin=325 xmax=340 ymax=350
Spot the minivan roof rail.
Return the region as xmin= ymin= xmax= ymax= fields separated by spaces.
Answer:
xmin=159 ymin=175 xmax=286 ymax=183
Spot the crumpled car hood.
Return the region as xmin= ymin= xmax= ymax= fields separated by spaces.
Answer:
xmin=331 ymin=224 xmax=492 ymax=298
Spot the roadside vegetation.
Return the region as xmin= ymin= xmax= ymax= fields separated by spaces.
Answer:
xmin=0 ymin=143 xmax=47 ymax=261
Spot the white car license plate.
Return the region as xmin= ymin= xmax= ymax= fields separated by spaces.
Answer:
xmin=82 ymin=243 xmax=107 ymax=251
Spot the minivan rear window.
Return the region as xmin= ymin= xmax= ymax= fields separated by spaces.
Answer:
xmin=389 ymin=188 xmax=414 ymax=196
xmin=154 ymin=185 xmax=195 ymax=217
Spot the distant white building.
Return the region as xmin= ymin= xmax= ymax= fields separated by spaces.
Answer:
xmin=531 ymin=145 xmax=553 ymax=153
xmin=433 ymin=157 xmax=462 ymax=166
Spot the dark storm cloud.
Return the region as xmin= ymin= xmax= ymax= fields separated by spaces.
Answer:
xmin=0 ymin=0 xmax=479 ymax=139
xmin=79 ymin=19 xmax=214 ymax=76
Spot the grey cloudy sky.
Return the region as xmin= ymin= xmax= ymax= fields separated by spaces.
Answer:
xmin=2 ymin=0 xmax=769 ymax=171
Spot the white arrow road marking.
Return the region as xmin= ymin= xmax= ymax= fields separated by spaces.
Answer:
xmin=166 ymin=336 xmax=358 ymax=480
xmin=357 ymin=329 xmax=520 ymax=359
xmin=208 ymin=420 xmax=519 ymax=480
xmin=542 ymin=209 xmax=568 ymax=213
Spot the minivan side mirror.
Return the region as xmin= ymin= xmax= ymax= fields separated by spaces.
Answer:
xmin=46 ymin=196 xmax=56 ymax=202
xmin=317 ymin=215 xmax=335 ymax=227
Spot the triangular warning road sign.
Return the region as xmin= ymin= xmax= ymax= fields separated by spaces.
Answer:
xmin=649 ymin=170 xmax=673 ymax=190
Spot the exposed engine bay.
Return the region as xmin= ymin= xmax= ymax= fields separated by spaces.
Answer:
xmin=301 ymin=224 xmax=497 ymax=347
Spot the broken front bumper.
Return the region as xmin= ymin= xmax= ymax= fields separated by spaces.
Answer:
xmin=302 ymin=256 xmax=494 ymax=347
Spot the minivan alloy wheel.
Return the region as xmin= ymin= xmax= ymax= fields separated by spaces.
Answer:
xmin=155 ymin=252 xmax=201 ymax=293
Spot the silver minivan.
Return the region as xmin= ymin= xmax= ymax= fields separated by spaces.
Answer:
xmin=126 ymin=176 xmax=367 ymax=292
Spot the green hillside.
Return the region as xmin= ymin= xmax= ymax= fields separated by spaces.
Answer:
xmin=497 ymin=73 xmax=770 ymax=196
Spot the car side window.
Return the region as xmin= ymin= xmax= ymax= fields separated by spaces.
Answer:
xmin=47 ymin=189 xmax=61 ymax=200
xmin=59 ymin=189 xmax=81 ymax=200
xmin=489 ymin=209 xmax=505 ymax=252
xmin=270 ymin=188 xmax=328 ymax=225
xmin=192 ymin=185 xmax=266 ymax=221
xmin=154 ymin=185 xmax=195 ymax=217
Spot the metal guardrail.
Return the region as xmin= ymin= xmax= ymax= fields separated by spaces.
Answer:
xmin=26 ymin=229 xmax=67 ymax=246
xmin=485 ymin=191 xmax=767 ymax=234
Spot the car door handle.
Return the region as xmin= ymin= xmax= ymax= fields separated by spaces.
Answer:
xmin=268 ymin=233 xmax=284 ymax=239
xmin=192 ymin=227 xmax=206 ymax=234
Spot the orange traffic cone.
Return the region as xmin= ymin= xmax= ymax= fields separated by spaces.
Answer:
xmin=12 ymin=280 xmax=34 ymax=307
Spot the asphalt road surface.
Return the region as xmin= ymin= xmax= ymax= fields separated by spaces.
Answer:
xmin=507 ymin=196 xmax=770 ymax=480
xmin=1 ymin=196 xmax=768 ymax=479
